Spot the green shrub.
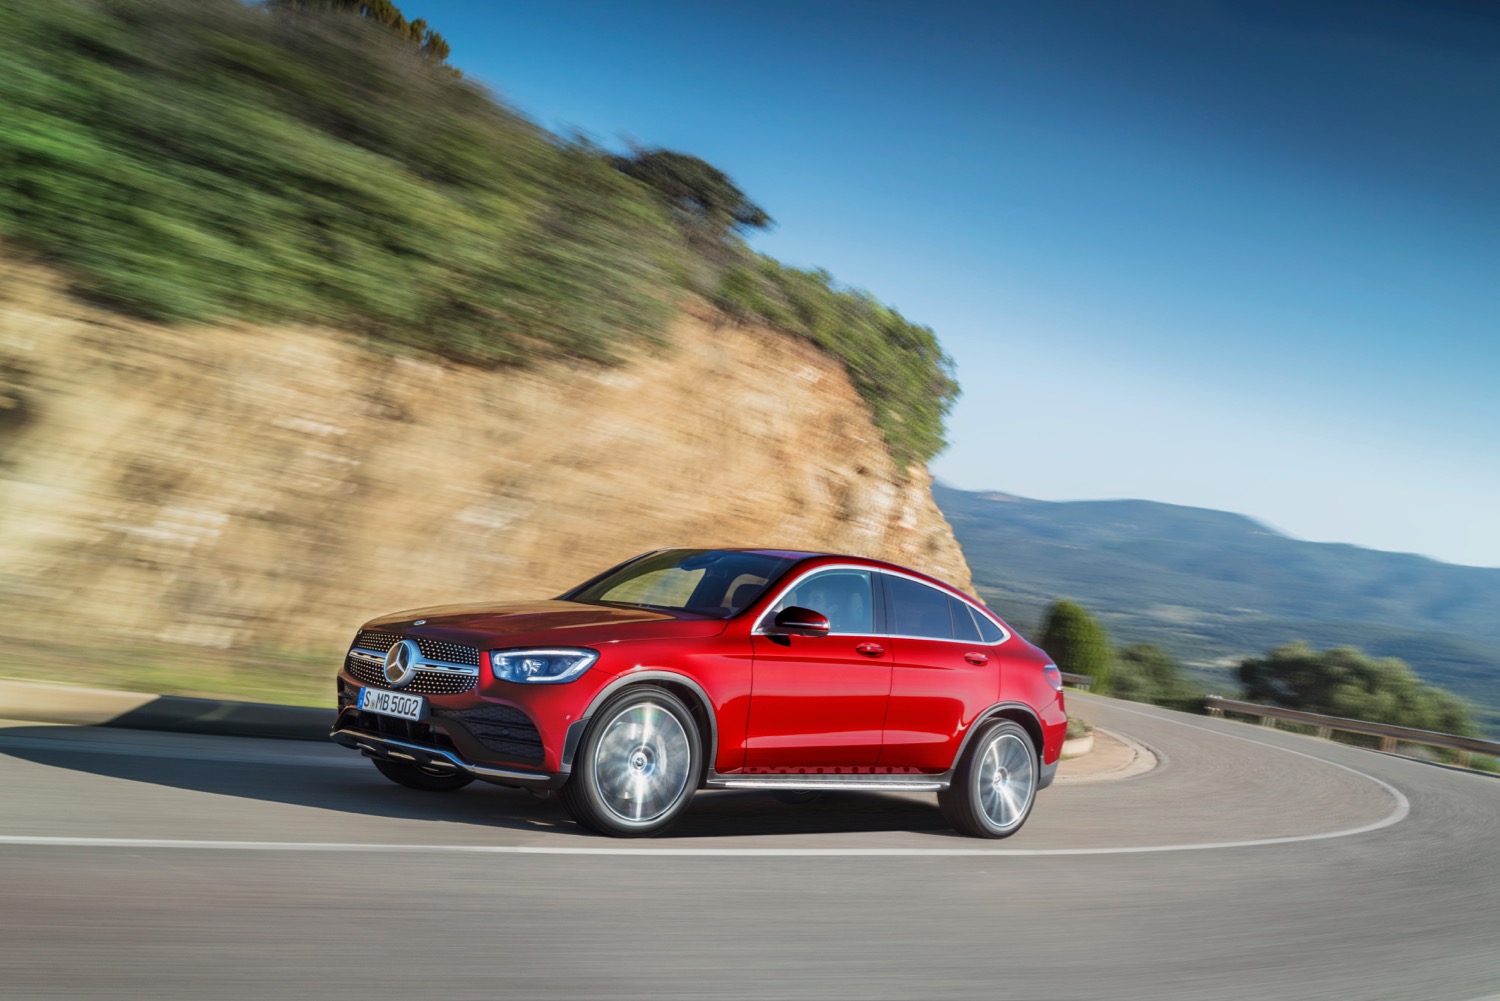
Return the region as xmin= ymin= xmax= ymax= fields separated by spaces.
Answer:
xmin=1039 ymin=599 xmax=1114 ymax=695
xmin=1238 ymin=642 xmax=1479 ymax=736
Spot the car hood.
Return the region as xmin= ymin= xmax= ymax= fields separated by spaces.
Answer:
xmin=361 ymin=599 xmax=727 ymax=648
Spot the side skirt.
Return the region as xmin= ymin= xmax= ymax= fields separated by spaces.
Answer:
xmin=704 ymin=770 xmax=953 ymax=792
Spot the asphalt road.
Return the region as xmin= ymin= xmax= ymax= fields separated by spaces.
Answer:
xmin=1 ymin=695 xmax=1497 ymax=1000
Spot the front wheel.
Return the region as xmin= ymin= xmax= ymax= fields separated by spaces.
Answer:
xmin=938 ymin=720 xmax=1038 ymax=838
xmin=371 ymin=757 xmax=474 ymax=792
xmin=561 ymin=687 xmax=701 ymax=837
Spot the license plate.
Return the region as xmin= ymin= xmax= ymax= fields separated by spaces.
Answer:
xmin=358 ymin=688 xmax=428 ymax=721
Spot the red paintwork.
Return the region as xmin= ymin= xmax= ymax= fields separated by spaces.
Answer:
xmin=337 ymin=551 xmax=1066 ymax=779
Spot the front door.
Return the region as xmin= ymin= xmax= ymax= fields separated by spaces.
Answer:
xmin=745 ymin=568 xmax=891 ymax=769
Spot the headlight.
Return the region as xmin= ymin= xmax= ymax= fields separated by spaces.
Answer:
xmin=490 ymin=648 xmax=598 ymax=684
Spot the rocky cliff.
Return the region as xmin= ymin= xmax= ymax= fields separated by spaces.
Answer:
xmin=0 ymin=256 xmax=971 ymax=691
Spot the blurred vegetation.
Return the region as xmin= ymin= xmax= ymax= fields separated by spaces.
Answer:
xmin=1038 ymin=598 xmax=1205 ymax=710
xmin=613 ymin=147 xmax=771 ymax=248
xmin=0 ymin=0 xmax=957 ymax=466
xmin=716 ymin=257 xmax=957 ymax=466
xmin=270 ymin=0 xmax=454 ymax=66
xmin=1032 ymin=594 xmax=1483 ymax=740
xmin=1039 ymin=599 xmax=1114 ymax=695
xmin=0 ymin=641 xmax=336 ymax=708
xmin=1238 ymin=642 xmax=1478 ymax=737
xmin=1112 ymin=643 xmax=1205 ymax=713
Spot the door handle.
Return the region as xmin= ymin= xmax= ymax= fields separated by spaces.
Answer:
xmin=964 ymin=652 xmax=989 ymax=666
xmin=855 ymin=643 xmax=885 ymax=657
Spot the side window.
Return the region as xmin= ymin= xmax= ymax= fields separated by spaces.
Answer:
xmin=969 ymin=605 xmax=1005 ymax=644
xmin=773 ymin=570 xmax=874 ymax=634
xmin=949 ymin=596 xmax=982 ymax=642
xmin=885 ymin=575 xmax=956 ymax=639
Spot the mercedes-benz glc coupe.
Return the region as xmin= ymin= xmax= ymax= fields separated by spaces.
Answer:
xmin=331 ymin=548 xmax=1066 ymax=837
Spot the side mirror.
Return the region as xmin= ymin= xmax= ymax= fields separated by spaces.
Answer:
xmin=769 ymin=606 xmax=830 ymax=638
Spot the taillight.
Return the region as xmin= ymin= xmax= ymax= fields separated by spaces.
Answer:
xmin=1042 ymin=664 xmax=1063 ymax=692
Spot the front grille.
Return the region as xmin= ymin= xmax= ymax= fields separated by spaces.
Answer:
xmin=414 ymin=639 xmax=480 ymax=666
xmin=344 ymin=654 xmax=477 ymax=695
xmin=352 ymin=631 xmax=480 ymax=667
xmin=354 ymin=631 xmax=401 ymax=654
xmin=436 ymin=704 xmax=543 ymax=764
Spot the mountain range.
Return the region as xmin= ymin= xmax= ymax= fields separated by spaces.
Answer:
xmin=934 ymin=482 xmax=1500 ymax=736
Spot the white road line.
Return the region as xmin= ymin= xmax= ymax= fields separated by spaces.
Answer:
xmin=0 ymin=802 xmax=1408 ymax=856
xmin=0 ymin=697 xmax=1412 ymax=857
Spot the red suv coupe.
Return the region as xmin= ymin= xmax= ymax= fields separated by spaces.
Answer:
xmin=331 ymin=548 xmax=1066 ymax=838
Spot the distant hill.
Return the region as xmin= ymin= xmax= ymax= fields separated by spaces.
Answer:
xmin=935 ymin=483 xmax=1500 ymax=736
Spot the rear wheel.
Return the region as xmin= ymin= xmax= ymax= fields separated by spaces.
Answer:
xmin=371 ymin=757 xmax=474 ymax=792
xmin=561 ymin=687 xmax=701 ymax=837
xmin=938 ymin=720 xmax=1038 ymax=838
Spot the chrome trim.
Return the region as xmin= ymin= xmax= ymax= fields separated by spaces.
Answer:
xmin=751 ymin=563 xmax=875 ymax=637
xmin=383 ymin=638 xmax=421 ymax=687
xmin=330 ymin=729 xmax=553 ymax=786
xmin=752 ymin=564 xmax=1012 ymax=645
xmin=713 ymin=777 xmax=946 ymax=792
xmin=350 ymin=646 xmax=480 ymax=676
xmin=877 ymin=633 xmax=1011 ymax=646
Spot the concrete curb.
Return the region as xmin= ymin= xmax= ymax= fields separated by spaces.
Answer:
xmin=1061 ymin=732 xmax=1094 ymax=759
xmin=0 ymin=680 xmax=331 ymax=741
xmin=1054 ymin=725 xmax=1159 ymax=785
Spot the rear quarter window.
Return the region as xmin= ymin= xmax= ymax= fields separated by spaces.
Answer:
xmin=949 ymin=596 xmax=982 ymax=642
xmin=969 ymin=605 xmax=1005 ymax=644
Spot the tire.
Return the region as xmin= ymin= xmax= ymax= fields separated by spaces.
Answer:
xmin=372 ymin=756 xmax=475 ymax=792
xmin=938 ymin=720 xmax=1038 ymax=838
xmin=561 ymin=686 xmax=702 ymax=837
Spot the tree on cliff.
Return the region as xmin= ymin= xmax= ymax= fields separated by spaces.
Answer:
xmin=1238 ymin=643 xmax=1476 ymax=734
xmin=611 ymin=148 xmax=772 ymax=247
xmin=270 ymin=0 xmax=452 ymax=63
xmin=1040 ymin=600 xmax=1114 ymax=694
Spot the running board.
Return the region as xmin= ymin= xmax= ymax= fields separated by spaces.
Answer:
xmin=705 ymin=773 xmax=949 ymax=792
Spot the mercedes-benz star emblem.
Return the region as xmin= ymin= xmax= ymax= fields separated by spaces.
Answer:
xmin=383 ymin=639 xmax=422 ymax=687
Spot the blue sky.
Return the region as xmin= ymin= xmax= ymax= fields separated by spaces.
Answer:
xmin=409 ymin=0 xmax=1500 ymax=567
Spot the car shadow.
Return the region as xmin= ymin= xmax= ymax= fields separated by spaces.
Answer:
xmin=0 ymin=722 xmax=954 ymax=839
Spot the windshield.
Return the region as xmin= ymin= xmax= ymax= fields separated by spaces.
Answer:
xmin=562 ymin=549 xmax=798 ymax=618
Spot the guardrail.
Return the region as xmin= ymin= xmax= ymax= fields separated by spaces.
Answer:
xmin=1205 ymin=695 xmax=1500 ymax=769
xmin=1060 ymin=672 xmax=1092 ymax=691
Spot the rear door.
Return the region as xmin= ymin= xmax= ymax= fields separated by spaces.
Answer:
xmin=745 ymin=568 xmax=892 ymax=769
xmin=878 ymin=573 xmax=1003 ymax=771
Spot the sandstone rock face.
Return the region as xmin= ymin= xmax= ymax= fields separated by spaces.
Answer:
xmin=0 ymin=258 xmax=972 ymax=663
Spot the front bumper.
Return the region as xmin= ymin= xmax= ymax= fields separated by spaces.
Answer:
xmin=330 ymin=723 xmax=565 ymax=789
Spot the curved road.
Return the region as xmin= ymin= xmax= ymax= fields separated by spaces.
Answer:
xmin=1 ymin=695 xmax=1497 ymax=1000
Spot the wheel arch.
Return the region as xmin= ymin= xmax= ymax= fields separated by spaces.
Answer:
xmin=954 ymin=702 xmax=1045 ymax=768
xmin=560 ymin=670 xmax=718 ymax=785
